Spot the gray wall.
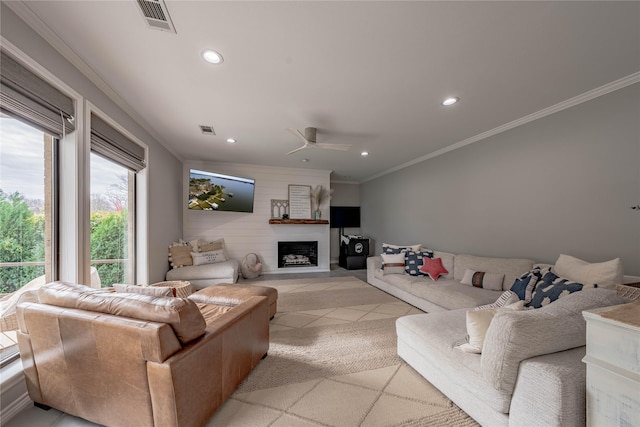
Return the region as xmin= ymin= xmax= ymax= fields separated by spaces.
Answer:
xmin=2 ymin=4 xmax=184 ymax=282
xmin=361 ymin=83 xmax=640 ymax=276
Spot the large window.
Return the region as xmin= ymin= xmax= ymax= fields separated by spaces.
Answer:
xmin=0 ymin=116 xmax=55 ymax=294
xmin=90 ymin=153 xmax=134 ymax=287
xmin=0 ymin=115 xmax=56 ymax=366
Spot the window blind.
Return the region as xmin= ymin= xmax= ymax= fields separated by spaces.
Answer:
xmin=90 ymin=113 xmax=146 ymax=172
xmin=0 ymin=50 xmax=75 ymax=136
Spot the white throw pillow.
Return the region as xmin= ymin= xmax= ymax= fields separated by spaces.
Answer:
xmin=380 ymin=252 xmax=406 ymax=275
xmin=460 ymin=269 xmax=505 ymax=291
xmin=553 ymin=254 xmax=623 ymax=289
xmin=382 ymin=243 xmax=422 ymax=252
xmin=458 ymin=301 xmax=525 ymax=354
xmin=191 ymin=249 xmax=227 ymax=266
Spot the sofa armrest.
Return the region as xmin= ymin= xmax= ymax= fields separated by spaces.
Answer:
xmin=481 ymin=289 xmax=626 ymax=394
xmin=146 ymin=295 xmax=269 ymax=426
xmin=510 ymin=347 xmax=586 ymax=427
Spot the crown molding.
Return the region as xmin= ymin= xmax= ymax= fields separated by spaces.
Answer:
xmin=4 ymin=1 xmax=184 ymax=162
xmin=362 ymin=71 xmax=640 ymax=184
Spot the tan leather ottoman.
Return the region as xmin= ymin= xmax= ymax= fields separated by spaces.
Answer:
xmin=192 ymin=284 xmax=278 ymax=319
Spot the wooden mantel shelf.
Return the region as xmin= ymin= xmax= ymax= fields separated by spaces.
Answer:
xmin=269 ymin=219 xmax=329 ymax=225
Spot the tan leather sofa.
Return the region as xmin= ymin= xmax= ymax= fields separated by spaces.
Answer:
xmin=16 ymin=282 xmax=270 ymax=427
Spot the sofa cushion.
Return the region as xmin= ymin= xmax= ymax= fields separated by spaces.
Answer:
xmin=168 ymin=242 xmax=194 ymax=268
xmin=459 ymin=301 xmax=525 ymax=354
xmin=475 ymin=290 xmax=520 ymax=310
xmin=396 ymin=310 xmax=513 ymax=414
xmin=410 ymin=280 xmax=501 ymax=310
xmin=113 ymin=283 xmax=175 ymax=297
xmin=38 ymin=282 xmax=206 ymax=344
xmin=481 ymin=288 xmax=627 ymax=395
xmin=553 ymin=254 xmax=623 ymax=289
xmin=527 ymin=271 xmax=585 ymax=308
xmin=510 ymin=266 xmax=551 ymax=303
xmin=166 ymin=259 xmax=239 ymax=281
xmin=432 ymin=251 xmax=455 ymax=279
xmin=381 ymin=252 xmax=406 ymax=275
xmin=373 ymin=271 xmax=415 ymax=293
xmin=454 ymin=255 xmax=534 ymax=290
xmin=404 ymin=250 xmax=433 ymax=276
xmin=383 ymin=243 xmax=422 ymax=254
xmin=191 ymin=249 xmax=227 ymax=266
xmin=419 ymin=257 xmax=449 ymax=280
xmin=461 ymin=269 xmax=504 ymax=291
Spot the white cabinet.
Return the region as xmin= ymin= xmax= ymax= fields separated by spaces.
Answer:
xmin=582 ymin=302 xmax=640 ymax=427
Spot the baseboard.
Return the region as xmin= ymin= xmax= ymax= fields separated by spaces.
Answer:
xmin=0 ymin=392 xmax=32 ymax=424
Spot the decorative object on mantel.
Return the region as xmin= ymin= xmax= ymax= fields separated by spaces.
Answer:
xmin=271 ymin=199 xmax=289 ymax=219
xmin=288 ymin=185 xmax=312 ymax=219
xmin=310 ymin=185 xmax=333 ymax=220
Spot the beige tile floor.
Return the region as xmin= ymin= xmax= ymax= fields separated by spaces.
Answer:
xmin=4 ymin=268 xmax=463 ymax=427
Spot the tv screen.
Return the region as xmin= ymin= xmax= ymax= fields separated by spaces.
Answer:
xmin=188 ymin=169 xmax=255 ymax=213
xmin=330 ymin=206 xmax=361 ymax=228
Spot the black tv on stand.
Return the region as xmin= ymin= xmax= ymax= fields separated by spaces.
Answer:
xmin=330 ymin=206 xmax=360 ymax=232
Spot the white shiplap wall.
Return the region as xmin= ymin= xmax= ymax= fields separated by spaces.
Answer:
xmin=184 ymin=161 xmax=331 ymax=274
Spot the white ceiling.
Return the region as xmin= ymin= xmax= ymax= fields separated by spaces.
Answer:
xmin=10 ymin=1 xmax=640 ymax=182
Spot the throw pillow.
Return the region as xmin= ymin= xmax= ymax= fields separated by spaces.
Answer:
xmin=527 ymin=271 xmax=584 ymax=308
xmin=382 ymin=243 xmax=422 ymax=254
xmin=198 ymin=238 xmax=226 ymax=254
xmin=553 ymin=254 xmax=623 ymax=289
xmin=168 ymin=242 xmax=194 ymax=268
xmin=113 ymin=283 xmax=175 ymax=297
xmin=458 ymin=301 xmax=525 ymax=354
xmin=461 ymin=269 xmax=505 ymax=291
xmin=475 ymin=290 xmax=520 ymax=310
xmin=404 ymin=250 xmax=434 ymax=276
xmin=419 ymin=257 xmax=448 ymax=281
xmin=381 ymin=252 xmax=406 ymax=275
xmin=191 ymin=249 xmax=227 ymax=266
xmin=509 ymin=266 xmax=550 ymax=303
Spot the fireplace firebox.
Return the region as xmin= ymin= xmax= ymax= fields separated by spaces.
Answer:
xmin=278 ymin=241 xmax=318 ymax=268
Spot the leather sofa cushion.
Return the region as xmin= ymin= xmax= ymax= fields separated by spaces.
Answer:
xmin=38 ymin=282 xmax=206 ymax=344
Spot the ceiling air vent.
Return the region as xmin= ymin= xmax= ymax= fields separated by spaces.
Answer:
xmin=137 ymin=0 xmax=176 ymax=33
xmin=199 ymin=125 xmax=216 ymax=135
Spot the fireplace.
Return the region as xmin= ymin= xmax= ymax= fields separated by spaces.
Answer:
xmin=278 ymin=241 xmax=318 ymax=268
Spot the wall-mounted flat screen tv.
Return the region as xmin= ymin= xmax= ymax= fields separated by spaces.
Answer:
xmin=188 ymin=169 xmax=255 ymax=213
xmin=330 ymin=206 xmax=361 ymax=228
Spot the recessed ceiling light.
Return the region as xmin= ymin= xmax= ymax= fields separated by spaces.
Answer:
xmin=442 ymin=97 xmax=459 ymax=106
xmin=361 ymin=151 xmax=369 ymax=156
xmin=202 ymin=49 xmax=223 ymax=64
xmin=302 ymin=158 xmax=309 ymax=163
xmin=226 ymin=138 xmax=236 ymax=143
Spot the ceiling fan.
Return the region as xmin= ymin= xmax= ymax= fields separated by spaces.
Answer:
xmin=286 ymin=127 xmax=351 ymax=155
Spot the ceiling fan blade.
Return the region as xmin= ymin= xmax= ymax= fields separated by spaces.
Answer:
xmin=315 ymin=143 xmax=351 ymax=151
xmin=287 ymin=145 xmax=308 ymax=155
xmin=287 ymin=128 xmax=309 ymax=143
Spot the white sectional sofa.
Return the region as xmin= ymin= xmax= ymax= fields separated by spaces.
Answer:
xmin=367 ymin=250 xmax=628 ymax=426
xmin=367 ymin=251 xmax=535 ymax=312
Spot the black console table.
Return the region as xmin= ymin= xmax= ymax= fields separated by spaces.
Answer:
xmin=339 ymin=235 xmax=369 ymax=270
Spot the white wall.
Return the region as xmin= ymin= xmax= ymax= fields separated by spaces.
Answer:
xmin=361 ymin=83 xmax=640 ymax=276
xmin=184 ymin=161 xmax=331 ymax=274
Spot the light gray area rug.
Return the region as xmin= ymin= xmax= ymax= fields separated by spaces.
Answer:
xmin=238 ymin=317 xmax=400 ymax=392
xmin=231 ymin=276 xmax=478 ymax=427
